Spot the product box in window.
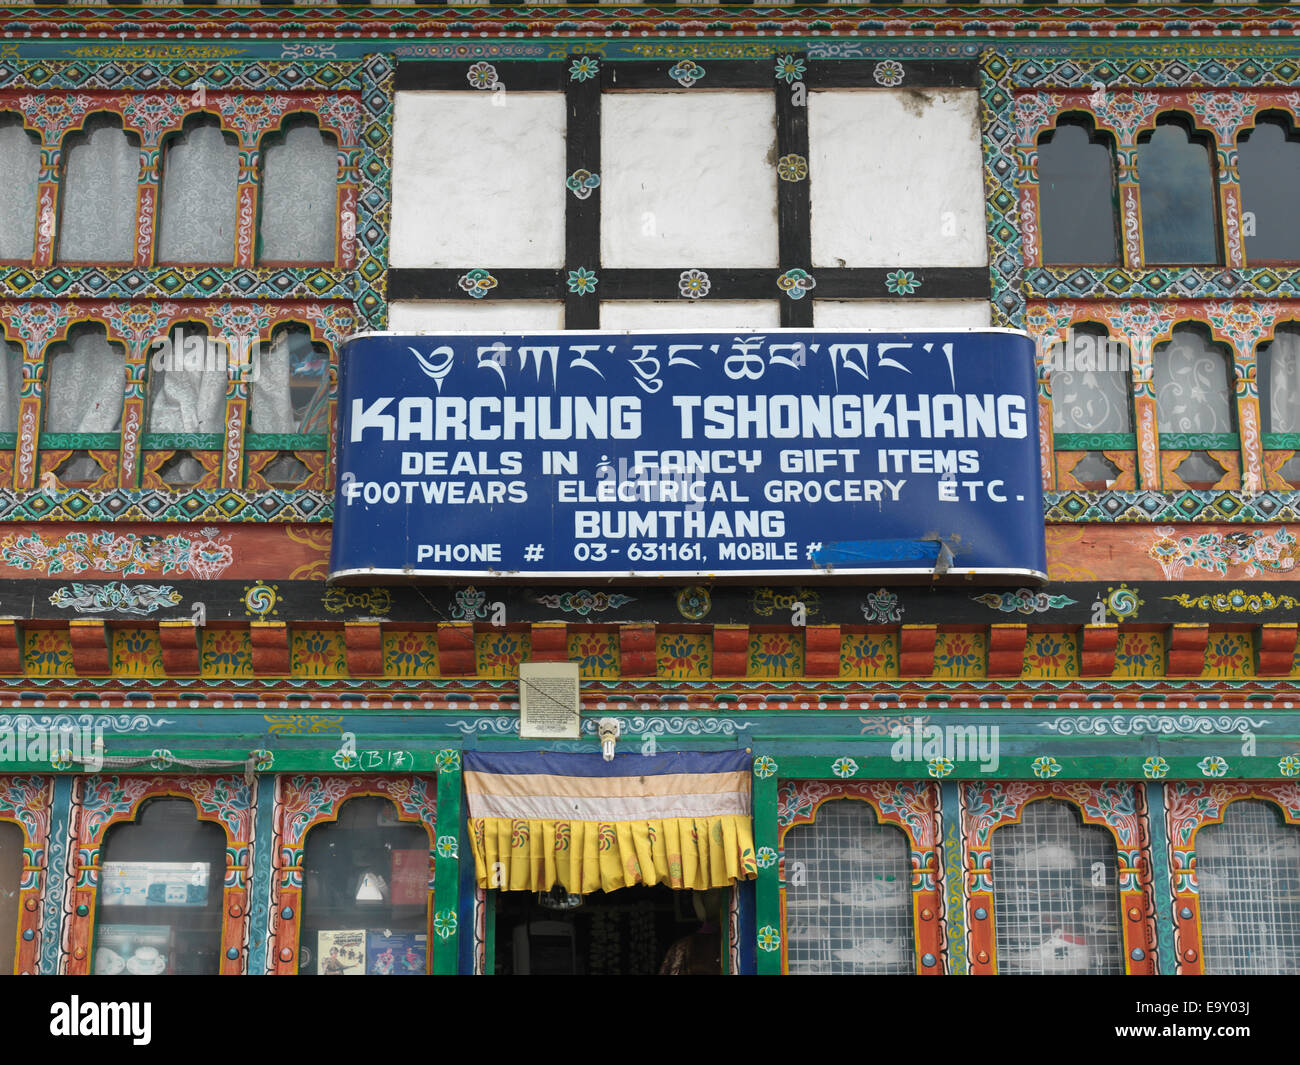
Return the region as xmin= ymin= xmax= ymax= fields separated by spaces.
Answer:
xmin=389 ymin=850 xmax=428 ymax=907
xmin=366 ymin=931 xmax=427 ymax=975
xmin=100 ymin=861 xmax=209 ymax=907
xmin=317 ymin=929 xmax=367 ymax=975
xmin=93 ymin=924 xmax=173 ymax=976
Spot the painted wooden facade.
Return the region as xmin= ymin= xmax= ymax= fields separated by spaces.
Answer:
xmin=0 ymin=2 xmax=1295 ymax=976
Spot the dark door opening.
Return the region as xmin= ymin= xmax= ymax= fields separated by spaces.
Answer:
xmin=493 ymin=885 xmax=727 ymax=975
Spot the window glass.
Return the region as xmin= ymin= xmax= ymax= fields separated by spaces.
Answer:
xmin=1153 ymin=327 xmax=1234 ymax=434
xmin=92 ymin=798 xmax=227 ymax=976
xmin=0 ymin=116 xmax=39 ymax=261
xmin=299 ymin=797 xmax=430 ymax=975
xmin=58 ymin=115 xmax=140 ymax=263
xmin=1037 ymin=120 xmax=1119 ymax=265
xmin=259 ymin=118 xmax=338 ymax=264
xmin=0 ymin=820 xmax=20 ymax=973
xmin=991 ymin=800 xmax=1124 ymax=974
xmin=1050 ymin=325 xmax=1133 ymax=434
xmin=1258 ymin=324 xmax=1300 ymax=435
xmin=44 ymin=323 xmax=125 ymax=433
xmin=1197 ymin=801 xmax=1300 ymax=975
xmin=782 ymin=799 xmax=915 ymax=974
xmin=0 ymin=339 xmax=23 ymax=434
xmin=251 ymin=323 xmax=328 ymax=435
xmin=1238 ymin=117 xmax=1300 ymax=264
xmin=1137 ymin=120 xmax=1219 ymax=264
xmin=158 ymin=117 xmax=239 ymax=264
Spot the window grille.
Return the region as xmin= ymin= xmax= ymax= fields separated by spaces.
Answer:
xmin=783 ymin=798 xmax=915 ymax=975
xmin=991 ymin=800 xmax=1125 ymax=974
xmin=1197 ymin=800 xmax=1300 ymax=975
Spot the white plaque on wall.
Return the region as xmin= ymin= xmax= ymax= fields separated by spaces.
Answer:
xmin=519 ymin=662 xmax=581 ymax=739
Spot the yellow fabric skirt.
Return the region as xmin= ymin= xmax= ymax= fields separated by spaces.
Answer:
xmin=468 ymin=814 xmax=758 ymax=894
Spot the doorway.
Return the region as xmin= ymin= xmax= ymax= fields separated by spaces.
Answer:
xmin=492 ymin=885 xmax=727 ymax=975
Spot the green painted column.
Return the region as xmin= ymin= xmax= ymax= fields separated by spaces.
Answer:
xmin=432 ymin=746 xmax=462 ymax=974
xmin=753 ymin=748 xmax=781 ymax=974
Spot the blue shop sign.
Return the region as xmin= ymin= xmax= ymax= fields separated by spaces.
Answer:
xmin=329 ymin=329 xmax=1047 ymax=582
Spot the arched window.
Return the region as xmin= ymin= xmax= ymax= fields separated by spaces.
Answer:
xmin=1196 ymin=801 xmax=1300 ymax=975
xmin=251 ymin=322 xmax=328 ymax=435
xmin=990 ymin=800 xmax=1124 ymax=974
xmin=1154 ymin=325 xmax=1236 ymax=487
xmin=158 ymin=116 xmax=239 ymax=264
xmin=1037 ymin=118 xmax=1119 ymax=265
xmin=44 ymin=322 xmax=125 ymax=434
xmin=0 ymin=115 xmax=40 ymax=261
xmin=299 ymin=796 xmax=431 ymax=975
xmin=92 ymin=798 xmax=227 ymax=976
xmin=0 ymin=820 xmax=20 ymax=974
xmin=1137 ymin=117 xmax=1219 ymax=265
xmin=1238 ymin=115 xmax=1300 ymax=265
xmin=1050 ymin=324 xmax=1134 ymax=489
xmin=1257 ymin=324 xmax=1300 ymax=438
xmin=57 ymin=114 xmax=140 ymax=263
xmin=782 ymin=799 xmax=915 ymax=974
xmin=258 ymin=117 xmax=338 ymax=264
xmin=147 ymin=321 xmax=228 ymax=435
xmin=0 ymin=337 xmax=23 ymax=436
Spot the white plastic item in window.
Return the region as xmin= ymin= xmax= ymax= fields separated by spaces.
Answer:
xmin=251 ymin=327 xmax=327 ymax=434
xmin=259 ymin=120 xmax=338 ymax=264
xmin=147 ymin=328 xmax=228 ymax=434
xmin=57 ymin=116 xmax=140 ymax=264
xmin=158 ymin=120 xmax=239 ymax=264
xmin=44 ymin=326 xmax=124 ymax=433
xmin=0 ymin=117 xmax=39 ymax=261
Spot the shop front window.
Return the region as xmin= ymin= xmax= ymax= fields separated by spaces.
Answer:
xmin=92 ymin=798 xmax=226 ymax=976
xmin=299 ymin=797 xmax=431 ymax=975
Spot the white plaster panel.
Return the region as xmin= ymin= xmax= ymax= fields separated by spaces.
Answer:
xmin=601 ymin=93 xmax=778 ymax=268
xmin=391 ymin=92 xmax=566 ymax=268
xmin=386 ymin=301 xmax=566 ymax=332
xmin=808 ymin=90 xmax=987 ymax=268
xmin=599 ymin=300 xmax=781 ymax=331
xmin=812 ymin=300 xmax=993 ymax=329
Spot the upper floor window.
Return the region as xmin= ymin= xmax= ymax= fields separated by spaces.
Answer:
xmin=1258 ymin=324 xmax=1300 ymax=437
xmin=1154 ymin=326 xmax=1235 ymax=435
xmin=990 ymin=800 xmax=1124 ymax=975
xmin=1037 ymin=118 xmax=1119 ymax=265
xmin=0 ymin=338 xmax=22 ymax=436
xmin=58 ymin=114 xmax=140 ymax=264
xmin=158 ymin=116 xmax=239 ymax=265
xmin=1050 ymin=324 xmax=1133 ymax=436
xmin=44 ymin=322 xmax=125 ymax=434
xmin=0 ymin=819 xmax=19 ymax=974
xmin=258 ymin=117 xmax=338 ymax=265
xmin=252 ymin=322 xmax=329 ymax=435
xmin=0 ymin=115 xmax=39 ymax=262
xmin=1238 ymin=114 xmax=1300 ymax=265
xmin=147 ymin=321 xmax=228 ymax=436
xmin=1137 ymin=117 xmax=1219 ymax=265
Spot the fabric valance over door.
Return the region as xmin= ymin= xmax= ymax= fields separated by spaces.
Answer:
xmin=465 ymin=750 xmax=757 ymax=895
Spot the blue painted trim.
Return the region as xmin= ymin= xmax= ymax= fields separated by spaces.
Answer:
xmin=1144 ymin=780 xmax=1177 ymax=976
xmin=737 ymin=877 xmax=757 ymax=975
xmin=38 ymin=775 xmax=74 ymax=975
xmin=246 ymin=774 xmax=277 ymax=974
xmin=940 ymin=779 xmax=968 ymax=976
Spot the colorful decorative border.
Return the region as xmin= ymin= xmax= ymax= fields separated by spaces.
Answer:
xmin=960 ymin=781 xmax=1156 ymax=974
xmin=269 ymin=773 xmax=436 ymax=975
xmin=776 ymin=778 xmax=943 ymax=974
xmin=63 ymin=773 xmax=254 ymax=975
xmin=1162 ymin=780 xmax=1300 ymax=975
